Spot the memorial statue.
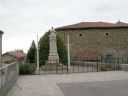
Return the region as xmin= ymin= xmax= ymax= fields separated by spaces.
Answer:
xmin=48 ymin=27 xmax=59 ymax=63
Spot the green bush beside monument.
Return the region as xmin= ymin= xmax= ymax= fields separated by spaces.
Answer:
xmin=19 ymin=63 xmax=36 ymax=75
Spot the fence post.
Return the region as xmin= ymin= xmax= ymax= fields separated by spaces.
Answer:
xmin=97 ymin=59 xmax=99 ymax=72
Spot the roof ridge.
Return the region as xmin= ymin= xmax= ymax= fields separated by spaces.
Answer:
xmin=56 ymin=21 xmax=128 ymax=30
xmin=4 ymin=50 xmax=26 ymax=58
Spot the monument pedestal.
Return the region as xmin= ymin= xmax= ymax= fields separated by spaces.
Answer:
xmin=43 ymin=61 xmax=67 ymax=71
xmin=48 ymin=53 xmax=59 ymax=63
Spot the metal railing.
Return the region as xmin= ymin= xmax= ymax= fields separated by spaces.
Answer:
xmin=38 ymin=60 xmax=68 ymax=75
xmin=38 ymin=57 xmax=123 ymax=75
xmin=0 ymin=62 xmax=19 ymax=96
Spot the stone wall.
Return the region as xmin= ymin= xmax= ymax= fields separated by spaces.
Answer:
xmin=2 ymin=54 xmax=26 ymax=64
xmin=2 ymin=55 xmax=17 ymax=63
xmin=57 ymin=27 xmax=128 ymax=62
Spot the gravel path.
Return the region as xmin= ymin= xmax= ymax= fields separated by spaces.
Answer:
xmin=7 ymin=71 xmax=128 ymax=96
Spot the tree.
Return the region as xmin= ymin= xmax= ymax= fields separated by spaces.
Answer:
xmin=27 ymin=40 xmax=36 ymax=63
xmin=39 ymin=31 xmax=68 ymax=65
xmin=39 ymin=32 xmax=50 ymax=65
xmin=56 ymin=32 xmax=68 ymax=65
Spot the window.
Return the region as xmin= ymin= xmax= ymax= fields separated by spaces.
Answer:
xmin=106 ymin=33 xmax=108 ymax=35
xmin=106 ymin=54 xmax=112 ymax=59
xmin=79 ymin=34 xmax=82 ymax=36
xmin=106 ymin=54 xmax=112 ymax=63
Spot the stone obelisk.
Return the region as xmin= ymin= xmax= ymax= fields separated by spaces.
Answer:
xmin=48 ymin=28 xmax=59 ymax=63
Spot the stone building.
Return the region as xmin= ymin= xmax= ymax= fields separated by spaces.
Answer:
xmin=2 ymin=50 xmax=26 ymax=64
xmin=56 ymin=21 xmax=128 ymax=63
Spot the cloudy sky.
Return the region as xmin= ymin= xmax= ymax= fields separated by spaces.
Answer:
xmin=0 ymin=0 xmax=128 ymax=53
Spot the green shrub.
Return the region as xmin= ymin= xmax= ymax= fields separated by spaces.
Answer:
xmin=99 ymin=64 xmax=108 ymax=71
xmin=19 ymin=63 xmax=36 ymax=75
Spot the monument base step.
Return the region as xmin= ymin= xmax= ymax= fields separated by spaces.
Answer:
xmin=42 ymin=63 xmax=67 ymax=70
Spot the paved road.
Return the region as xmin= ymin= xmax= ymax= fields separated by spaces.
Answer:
xmin=8 ymin=71 xmax=128 ymax=96
xmin=58 ymin=80 xmax=128 ymax=96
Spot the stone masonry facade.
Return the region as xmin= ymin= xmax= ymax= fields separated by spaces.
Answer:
xmin=56 ymin=22 xmax=128 ymax=63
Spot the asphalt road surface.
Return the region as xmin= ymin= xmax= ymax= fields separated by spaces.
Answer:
xmin=58 ymin=79 xmax=128 ymax=96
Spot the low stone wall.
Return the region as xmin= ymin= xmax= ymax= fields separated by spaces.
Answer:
xmin=0 ymin=62 xmax=19 ymax=96
xmin=121 ymin=64 xmax=128 ymax=71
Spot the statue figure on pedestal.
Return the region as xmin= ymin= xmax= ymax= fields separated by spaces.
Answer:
xmin=48 ymin=27 xmax=59 ymax=63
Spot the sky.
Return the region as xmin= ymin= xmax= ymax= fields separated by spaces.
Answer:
xmin=0 ymin=0 xmax=128 ymax=53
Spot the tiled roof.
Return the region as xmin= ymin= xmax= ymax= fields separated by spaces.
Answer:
xmin=56 ymin=21 xmax=128 ymax=30
xmin=115 ymin=21 xmax=128 ymax=26
xmin=4 ymin=50 xmax=26 ymax=58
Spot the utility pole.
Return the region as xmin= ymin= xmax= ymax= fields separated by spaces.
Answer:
xmin=67 ymin=35 xmax=70 ymax=69
xmin=0 ymin=33 xmax=2 ymax=76
xmin=37 ymin=34 xmax=39 ymax=70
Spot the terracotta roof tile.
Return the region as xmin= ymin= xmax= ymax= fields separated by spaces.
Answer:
xmin=56 ymin=21 xmax=128 ymax=30
xmin=5 ymin=50 xmax=26 ymax=58
xmin=115 ymin=21 xmax=128 ymax=26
